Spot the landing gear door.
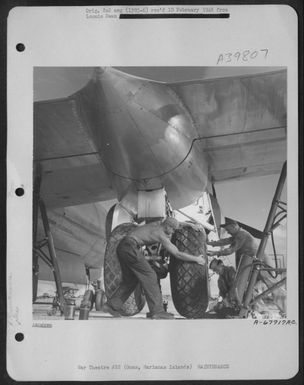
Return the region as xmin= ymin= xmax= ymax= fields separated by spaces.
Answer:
xmin=111 ymin=204 xmax=134 ymax=231
xmin=207 ymin=193 xmax=222 ymax=238
xmin=138 ymin=188 xmax=166 ymax=220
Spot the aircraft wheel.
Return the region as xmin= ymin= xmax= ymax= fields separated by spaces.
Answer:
xmin=170 ymin=225 xmax=209 ymax=318
xmin=104 ymin=223 xmax=146 ymax=316
xmin=105 ymin=204 xmax=116 ymax=241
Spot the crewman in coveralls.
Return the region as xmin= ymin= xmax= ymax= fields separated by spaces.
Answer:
xmin=102 ymin=217 xmax=205 ymax=319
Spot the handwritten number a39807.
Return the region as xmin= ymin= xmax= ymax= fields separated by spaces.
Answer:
xmin=217 ymin=49 xmax=268 ymax=65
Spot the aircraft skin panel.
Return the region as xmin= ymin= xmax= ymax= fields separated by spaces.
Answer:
xmin=34 ymin=71 xmax=207 ymax=210
xmin=34 ymin=98 xmax=97 ymax=159
xmin=34 ymin=67 xmax=286 ymax=210
xmin=74 ymin=69 xmax=203 ymax=180
xmin=171 ymin=69 xmax=287 ymax=182
xmin=207 ymin=137 xmax=286 ymax=181
xmin=34 ymin=68 xmax=209 ymax=209
xmin=34 ymin=96 xmax=116 ymax=207
xmin=210 ymin=162 xmax=285 ymax=183
xmin=39 ymin=162 xmax=116 ymax=208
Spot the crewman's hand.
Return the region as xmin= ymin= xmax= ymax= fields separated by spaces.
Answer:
xmin=222 ymin=297 xmax=231 ymax=307
xmin=196 ymin=255 xmax=206 ymax=265
xmin=190 ymin=223 xmax=203 ymax=231
xmin=207 ymin=250 xmax=217 ymax=256
xmin=145 ymin=255 xmax=162 ymax=261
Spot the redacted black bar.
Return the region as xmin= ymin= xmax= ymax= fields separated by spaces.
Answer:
xmin=120 ymin=13 xmax=230 ymax=19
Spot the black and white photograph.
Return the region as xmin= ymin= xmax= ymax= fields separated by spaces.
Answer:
xmin=32 ymin=66 xmax=287 ymax=322
xmin=6 ymin=5 xmax=299 ymax=382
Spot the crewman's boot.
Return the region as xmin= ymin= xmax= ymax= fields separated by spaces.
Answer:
xmin=151 ymin=311 xmax=174 ymax=319
xmin=101 ymin=303 xmax=123 ymax=317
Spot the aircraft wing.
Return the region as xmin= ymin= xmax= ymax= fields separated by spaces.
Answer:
xmin=34 ymin=68 xmax=286 ymax=209
xmin=171 ymin=69 xmax=286 ymax=183
xmin=34 ymin=97 xmax=116 ymax=207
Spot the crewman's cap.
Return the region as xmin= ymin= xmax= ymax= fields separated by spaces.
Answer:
xmin=162 ymin=217 xmax=180 ymax=230
xmin=220 ymin=218 xmax=238 ymax=228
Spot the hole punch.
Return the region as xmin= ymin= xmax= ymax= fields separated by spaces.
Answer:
xmin=16 ymin=43 xmax=25 ymax=52
xmin=15 ymin=333 xmax=24 ymax=342
xmin=15 ymin=187 xmax=24 ymax=196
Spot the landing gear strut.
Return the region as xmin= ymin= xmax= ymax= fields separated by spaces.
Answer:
xmin=238 ymin=162 xmax=287 ymax=318
xmin=33 ymin=165 xmax=66 ymax=313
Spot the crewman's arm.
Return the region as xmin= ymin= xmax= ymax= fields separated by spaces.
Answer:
xmin=160 ymin=236 xmax=205 ymax=265
xmin=178 ymin=221 xmax=203 ymax=231
xmin=207 ymin=237 xmax=233 ymax=256
xmin=207 ymin=237 xmax=233 ymax=247
xmin=208 ymin=244 xmax=238 ymax=257
xmin=213 ymin=234 xmax=246 ymax=256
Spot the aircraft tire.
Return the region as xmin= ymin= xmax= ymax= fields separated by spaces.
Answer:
xmin=105 ymin=204 xmax=116 ymax=241
xmin=104 ymin=223 xmax=146 ymax=316
xmin=170 ymin=225 xmax=209 ymax=318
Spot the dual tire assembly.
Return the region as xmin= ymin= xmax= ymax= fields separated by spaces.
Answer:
xmin=104 ymin=222 xmax=209 ymax=318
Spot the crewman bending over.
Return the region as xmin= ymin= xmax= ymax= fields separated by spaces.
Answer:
xmin=209 ymin=258 xmax=236 ymax=306
xmin=207 ymin=219 xmax=258 ymax=268
xmin=102 ymin=217 xmax=205 ymax=319
xmin=207 ymin=219 xmax=286 ymax=314
xmin=209 ymin=258 xmax=238 ymax=318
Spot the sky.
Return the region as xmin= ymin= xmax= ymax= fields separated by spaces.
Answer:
xmin=216 ymin=173 xmax=286 ymax=230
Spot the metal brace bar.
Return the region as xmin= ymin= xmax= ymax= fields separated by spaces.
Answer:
xmin=239 ymin=162 xmax=287 ymax=318
xmin=33 ymin=164 xmax=42 ymax=302
xmin=249 ymin=277 xmax=287 ymax=306
xmin=35 ymin=248 xmax=53 ymax=269
xmin=277 ymin=204 xmax=287 ymax=212
xmin=258 ymin=267 xmax=286 ymax=273
xmin=272 ymin=215 xmax=287 ymax=230
xmin=36 ymin=239 xmax=49 ymax=249
xmin=273 ymin=210 xmax=286 ymax=221
xmin=33 ymin=167 xmax=66 ymax=312
xmin=277 ymin=200 xmax=287 ymax=205
xmin=39 ymin=199 xmax=66 ymax=311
